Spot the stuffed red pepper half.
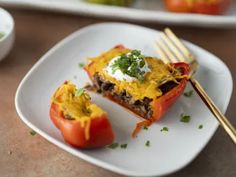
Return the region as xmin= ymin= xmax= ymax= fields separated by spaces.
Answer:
xmin=85 ymin=45 xmax=190 ymax=137
xmin=50 ymin=81 xmax=114 ymax=148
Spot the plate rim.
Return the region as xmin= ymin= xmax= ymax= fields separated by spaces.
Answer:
xmin=15 ymin=22 xmax=233 ymax=177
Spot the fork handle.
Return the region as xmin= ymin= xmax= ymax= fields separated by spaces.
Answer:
xmin=190 ymin=77 xmax=236 ymax=144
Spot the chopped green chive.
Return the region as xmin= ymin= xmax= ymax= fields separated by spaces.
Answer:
xmin=108 ymin=143 xmax=119 ymax=149
xmin=75 ymin=88 xmax=84 ymax=97
xmin=180 ymin=113 xmax=191 ymax=123
xmin=145 ymin=140 xmax=150 ymax=147
xmin=120 ymin=144 xmax=128 ymax=149
xmin=198 ymin=124 xmax=203 ymax=129
xmin=30 ymin=130 xmax=37 ymax=136
xmin=143 ymin=126 xmax=148 ymax=130
xmin=78 ymin=62 xmax=85 ymax=68
xmin=111 ymin=50 xmax=147 ymax=82
xmin=184 ymin=90 xmax=194 ymax=97
xmin=160 ymin=127 xmax=169 ymax=132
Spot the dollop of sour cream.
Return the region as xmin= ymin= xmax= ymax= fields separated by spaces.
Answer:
xmin=105 ymin=55 xmax=150 ymax=82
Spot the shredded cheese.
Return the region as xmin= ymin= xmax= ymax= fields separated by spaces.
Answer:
xmin=86 ymin=47 xmax=183 ymax=100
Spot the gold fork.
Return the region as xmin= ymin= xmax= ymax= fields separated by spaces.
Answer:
xmin=155 ymin=28 xmax=236 ymax=144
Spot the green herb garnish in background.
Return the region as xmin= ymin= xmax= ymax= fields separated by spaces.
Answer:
xmin=111 ymin=50 xmax=147 ymax=82
xmin=198 ymin=124 xmax=203 ymax=129
xmin=180 ymin=113 xmax=191 ymax=123
xmin=78 ymin=62 xmax=85 ymax=68
xmin=108 ymin=142 xmax=119 ymax=149
xmin=120 ymin=144 xmax=128 ymax=149
xmin=75 ymin=88 xmax=85 ymax=97
xmin=30 ymin=130 xmax=37 ymax=136
xmin=145 ymin=140 xmax=150 ymax=147
xmin=0 ymin=32 xmax=5 ymax=39
xmin=160 ymin=127 xmax=169 ymax=132
xmin=143 ymin=126 xmax=148 ymax=130
xmin=184 ymin=90 xmax=194 ymax=97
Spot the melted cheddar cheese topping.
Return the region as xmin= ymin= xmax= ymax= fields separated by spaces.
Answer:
xmin=51 ymin=82 xmax=105 ymax=140
xmin=86 ymin=47 xmax=183 ymax=100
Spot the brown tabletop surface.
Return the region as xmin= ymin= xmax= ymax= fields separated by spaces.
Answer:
xmin=0 ymin=7 xmax=235 ymax=177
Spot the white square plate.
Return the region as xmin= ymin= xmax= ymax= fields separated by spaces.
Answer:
xmin=15 ymin=23 xmax=233 ymax=177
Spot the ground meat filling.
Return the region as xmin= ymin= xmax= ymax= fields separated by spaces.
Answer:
xmin=92 ymin=73 xmax=178 ymax=119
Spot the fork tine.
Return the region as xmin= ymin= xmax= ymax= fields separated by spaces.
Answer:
xmin=160 ymin=32 xmax=185 ymax=62
xmin=154 ymin=42 xmax=170 ymax=64
xmin=164 ymin=28 xmax=194 ymax=61
xmin=155 ymin=39 xmax=178 ymax=63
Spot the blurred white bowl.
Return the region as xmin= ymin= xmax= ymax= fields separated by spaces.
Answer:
xmin=0 ymin=8 xmax=14 ymax=62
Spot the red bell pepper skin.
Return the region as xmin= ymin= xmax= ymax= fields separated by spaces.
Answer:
xmin=193 ymin=0 xmax=231 ymax=15
xmin=50 ymin=103 xmax=114 ymax=149
xmin=164 ymin=0 xmax=192 ymax=13
xmin=164 ymin=0 xmax=231 ymax=15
